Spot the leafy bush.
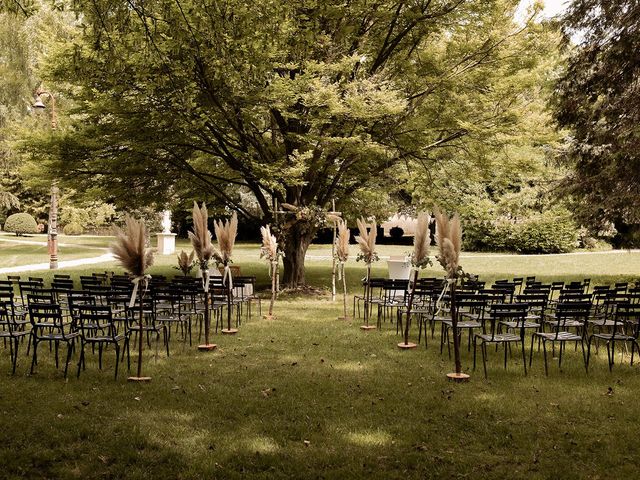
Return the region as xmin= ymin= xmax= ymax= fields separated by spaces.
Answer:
xmin=3 ymin=212 xmax=38 ymax=236
xmin=63 ymin=222 xmax=84 ymax=235
xmin=389 ymin=226 xmax=404 ymax=240
xmin=59 ymin=201 xmax=116 ymax=233
xmin=463 ymin=208 xmax=579 ymax=254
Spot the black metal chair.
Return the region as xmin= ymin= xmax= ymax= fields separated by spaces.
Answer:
xmin=473 ymin=303 xmax=528 ymax=378
xmin=0 ymin=300 xmax=31 ymax=374
xmin=76 ymin=305 xmax=129 ymax=379
xmin=441 ymin=294 xmax=486 ymax=357
xmin=28 ymin=302 xmax=79 ymax=378
xmin=126 ymin=296 xmax=169 ymax=358
xmin=530 ymin=302 xmax=589 ymax=375
xmin=587 ymin=302 xmax=640 ymax=371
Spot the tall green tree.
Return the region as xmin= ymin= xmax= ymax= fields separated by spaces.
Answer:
xmin=554 ymin=0 xmax=640 ymax=245
xmin=27 ymin=0 xmax=550 ymax=285
xmin=0 ymin=2 xmax=76 ymax=220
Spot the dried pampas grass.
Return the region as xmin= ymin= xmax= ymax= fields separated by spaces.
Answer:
xmin=434 ymin=208 xmax=462 ymax=278
xmin=188 ymin=202 xmax=216 ymax=267
xmin=336 ymin=219 xmax=350 ymax=262
xmin=412 ymin=212 xmax=430 ymax=268
xmin=355 ymin=218 xmax=377 ymax=262
xmin=260 ymin=225 xmax=278 ymax=261
xmin=111 ymin=216 xmax=154 ymax=277
xmin=326 ymin=213 xmax=341 ymax=224
xmin=214 ymin=212 xmax=238 ymax=264
xmin=177 ymin=250 xmax=195 ymax=275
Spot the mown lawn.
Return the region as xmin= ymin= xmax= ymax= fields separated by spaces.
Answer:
xmin=1 ymin=238 xmax=640 ymax=478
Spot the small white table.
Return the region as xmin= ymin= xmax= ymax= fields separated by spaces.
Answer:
xmin=387 ymin=257 xmax=411 ymax=280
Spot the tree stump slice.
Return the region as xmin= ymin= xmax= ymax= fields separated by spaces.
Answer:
xmin=446 ymin=372 xmax=470 ymax=382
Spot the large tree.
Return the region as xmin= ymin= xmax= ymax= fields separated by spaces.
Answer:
xmin=554 ymin=0 xmax=640 ymax=245
xmin=26 ymin=0 xmax=549 ymax=286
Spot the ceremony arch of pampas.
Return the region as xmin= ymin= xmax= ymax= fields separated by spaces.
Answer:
xmin=214 ymin=212 xmax=238 ymax=334
xmin=110 ymin=216 xmax=154 ymax=382
xmin=355 ymin=218 xmax=378 ymax=331
xmin=188 ymin=202 xmax=217 ymax=351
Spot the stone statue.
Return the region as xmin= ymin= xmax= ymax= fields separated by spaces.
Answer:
xmin=161 ymin=210 xmax=172 ymax=234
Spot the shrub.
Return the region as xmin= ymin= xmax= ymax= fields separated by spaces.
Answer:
xmin=462 ymin=208 xmax=579 ymax=254
xmin=3 ymin=212 xmax=38 ymax=236
xmin=511 ymin=212 xmax=578 ymax=254
xmin=63 ymin=222 xmax=84 ymax=236
xmin=389 ymin=226 xmax=404 ymax=240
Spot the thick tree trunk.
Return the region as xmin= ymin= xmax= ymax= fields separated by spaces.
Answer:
xmin=282 ymin=223 xmax=316 ymax=288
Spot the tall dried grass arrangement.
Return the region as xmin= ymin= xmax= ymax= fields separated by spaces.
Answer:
xmin=355 ymin=218 xmax=377 ymax=263
xmin=110 ymin=215 xmax=154 ymax=379
xmin=176 ymin=250 xmax=195 ymax=276
xmin=111 ymin=216 xmax=154 ymax=277
xmin=434 ymin=209 xmax=461 ymax=278
xmin=260 ymin=225 xmax=278 ymax=262
xmin=411 ymin=212 xmax=430 ymax=268
xmin=434 ymin=208 xmax=465 ymax=377
xmin=214 ymin=212 xmax=238 ymax=265
xmin=326 ymin=213 xmax=341 ymax=224
xmin=335 ymin=219 xmax=350 ymax=263
xmin=188 ymin=202 xmax=216 ymax=268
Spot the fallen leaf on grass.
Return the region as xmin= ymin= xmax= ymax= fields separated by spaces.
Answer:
xmin=261 ymin=388 xmax=275 ymax=397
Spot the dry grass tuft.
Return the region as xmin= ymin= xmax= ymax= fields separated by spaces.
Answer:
xmin=214 ymin=212 xmax=238 ymax=264
xmin=260 ymin=225 xmax=278 ymax=261
xmin=412 ymin=212 xmax=430 ymax=267
xmin=355 ymin=218 xmax=377 ymax=262
xmin=111 ymin=216 xmax=154 ymax=277
xmin=188 ymin=202 xmax=216 ymax=266
xmin=335 ymin=219 xmax=350 ymax=262
xmin=434 ymin=208 xmax=462 ymax=278
xmin=177 ymin=250 xmax=195 ymax=276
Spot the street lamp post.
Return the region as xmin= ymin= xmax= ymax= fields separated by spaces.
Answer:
xmin=32 ymin=89 xmax=59 ymax=269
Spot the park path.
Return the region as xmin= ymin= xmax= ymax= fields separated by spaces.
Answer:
xmin=0 ymin=236 xmax=114 ymax=274
xmin=0 ymin=236 xmax=108 ymax=250
xmin=0 ymin=253 xmax=115 ymax=274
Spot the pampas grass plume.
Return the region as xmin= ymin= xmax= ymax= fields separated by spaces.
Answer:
xmin=412 ymin=212 xmax=430 ymax=266
xmin=111 ymin=216 xmax=154 ymax=277
xmin=336 ymin=219 xmax=350 ymax=262
xmin=260 ymin=225 xmax=278 ymax=261
xmin=188 ymin=201 xmax=216 ymax=265
xmin=214 ymin=212 xmax=238 ymax=264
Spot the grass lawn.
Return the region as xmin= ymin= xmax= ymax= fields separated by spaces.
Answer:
xmin=1 ymin=237 xmax=640 ymax=478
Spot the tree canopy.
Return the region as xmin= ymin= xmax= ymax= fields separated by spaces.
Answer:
xmin=554 ymin=0 xmax=640 ymax=245
xmin=22 ymin=0 xmax=557 ymax=285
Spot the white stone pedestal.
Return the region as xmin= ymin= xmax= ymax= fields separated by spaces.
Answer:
xmin=157 ymin=233 xmax=176 ymax=255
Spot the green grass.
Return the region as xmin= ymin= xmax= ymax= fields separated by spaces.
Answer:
xmin=0 ymin=243 xmax=108 ymax=267
xmin=1 ymin=237 xmax=640 ymax=478
xmin=0 ymin=297 xmax=638 ymax=479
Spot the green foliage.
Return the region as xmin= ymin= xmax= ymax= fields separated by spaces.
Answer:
xmin=62 ymin=221 xmax=83 ymax=235
xmin=389 ymin=226 xmax=404 ymax=240
xmin=58 ymin=199 xmax=116 ymax=233
xmin=3 ymin=211 xmax=37 ymax=235
xmin=554 ymin=0 xmax=640 ymax=235
xmin=17 ymin=0 xmax=557 ymax=284
xmin=464 ymin=207 xmax=578 ymax=254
